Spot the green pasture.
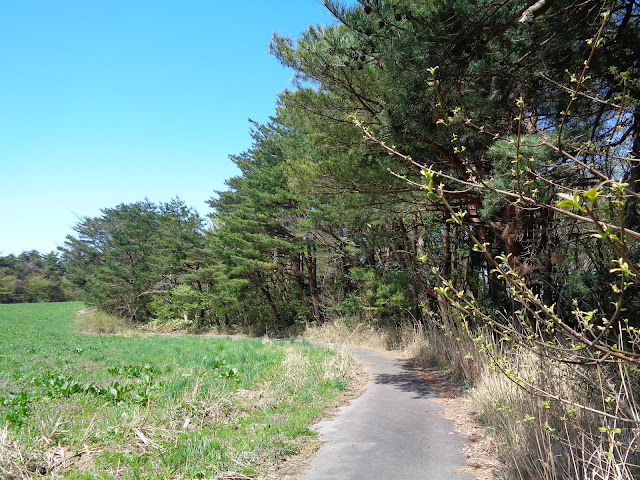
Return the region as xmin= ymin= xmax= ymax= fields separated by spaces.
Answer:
xmin=0 ymin=302 xmax=355 ymax=479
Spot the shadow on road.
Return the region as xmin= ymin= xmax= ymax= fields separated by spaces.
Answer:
xmin=372 ymin=362 xmax=437 ymax=399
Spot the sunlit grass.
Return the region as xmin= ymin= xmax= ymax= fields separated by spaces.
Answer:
xmin=0 ymin=302 xmax=356 ymax=479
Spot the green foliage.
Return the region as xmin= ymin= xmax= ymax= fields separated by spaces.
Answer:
xmin=480 ymin=135 xmax=555 ymax=219
xmin=204 ymin=120 xmax=324 ymax=329
xmin=61 ymin=198 xmax=206 ymax=323
xmin=0 ymin=390 xmax=32 ymax=426
xmin=0 ymin=250 xmax=77 ymax=304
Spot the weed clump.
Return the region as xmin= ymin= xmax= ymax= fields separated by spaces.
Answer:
xmin=74 ymin=307 xmax=129 ymax=334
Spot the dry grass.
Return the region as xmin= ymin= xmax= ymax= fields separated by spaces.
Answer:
xmin=304 ymin=321 xmax=388 ymax=351
xmin=234 ymin=382 xmax=278 ymax=413
xmin=1 ymin=425 xmax=29 ymax=480
xmin=0 ymin=426 xmax=98 ymax=480
xmin=304 ymin=320 xmax=484 ymax=385
xmin=469 ymin=357 xmax=549 ymax=477
xmin=409 ymin=323 xmax=639 ymax=478
xmin=468 ymin=353 xmax=640 ymax=480
xmin=304 ymin=320 xmax=430 ymax=356
xmin=321 ymin=349 xmax=357 ymax=382
xmin=136 ymin=316 xmax=193 ymax=333
xmin=281 ymin=348 xmax=313 ymax=394
xmin=74 ymin=307 xmax=130 ymax=334
xmin=276 ymin=344 xmax=359 ymax=397
xmin=410 ymin=325 xmax=486 ymax=386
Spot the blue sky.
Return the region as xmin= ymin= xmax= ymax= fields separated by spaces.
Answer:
xmin=0 ymin=1 xmax=340 ymax=255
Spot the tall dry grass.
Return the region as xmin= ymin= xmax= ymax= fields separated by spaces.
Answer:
xmin=304 ymin=320 xmax=391 ymax=351
xmin=422 ymin=329 xmax=640 ymax=479
xmin=0 ymin=426 xmax=29 ymax=480
xmin=73 ymin=307 xmax=130 ymax=334
xmin=469 ymin=349 xmax=640 ymax=479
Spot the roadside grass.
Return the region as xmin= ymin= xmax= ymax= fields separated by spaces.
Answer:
xmin=304 ymin=319 xmax=421 ymax=355
xmin=0 ymin=302 xmax=357 ymax=479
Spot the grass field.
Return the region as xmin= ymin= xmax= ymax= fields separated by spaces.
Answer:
xmin=0 ymin=302 xmax=356 ymax=479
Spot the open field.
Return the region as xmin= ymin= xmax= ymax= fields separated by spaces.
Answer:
xmin=0 ymin=302 xmax=356 ymax=479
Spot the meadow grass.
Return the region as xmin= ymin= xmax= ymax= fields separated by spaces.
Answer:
xmin=0 ymin=302 xmax=356 ymax=479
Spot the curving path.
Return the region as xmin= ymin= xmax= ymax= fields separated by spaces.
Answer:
xmin=299 ymin=347 xmax=473 ymax=480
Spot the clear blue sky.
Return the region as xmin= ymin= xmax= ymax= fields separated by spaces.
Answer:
xmin=0 ymin=0 xmax=341 ymax=256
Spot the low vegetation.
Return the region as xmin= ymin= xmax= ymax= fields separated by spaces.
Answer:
xmin=0 ymin=302 xmax=357 ymax=479
xmin=74 ymin=308 xmax=130 ymax=335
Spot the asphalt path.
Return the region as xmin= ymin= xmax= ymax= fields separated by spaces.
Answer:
xmin=299 ymin=347 xmax=473 ymax=480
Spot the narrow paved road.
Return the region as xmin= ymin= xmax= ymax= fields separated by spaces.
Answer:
xmin=299 ymin=347 xmax=473 ymax=480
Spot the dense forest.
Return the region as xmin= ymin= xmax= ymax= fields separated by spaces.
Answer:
xmin=0 ymin=251 xmax=77 ymax=303
xmin=46 ymin=0 xmax=640 ymax=478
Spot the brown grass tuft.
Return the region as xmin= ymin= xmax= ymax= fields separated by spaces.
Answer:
xmin=304 ymin=320 xmax=427 ymax=355
xmin=74 ymin=307 xmax=129 ymax=334
xmin=0 ymin=425 xmax=29 ymax=480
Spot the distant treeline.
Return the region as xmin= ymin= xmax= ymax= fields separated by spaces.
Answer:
xmin=0 ymin=251 xmax=78 ymax=303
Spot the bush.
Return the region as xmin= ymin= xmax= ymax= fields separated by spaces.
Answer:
xmin=73 ymin=307 xmax=129 ymax=334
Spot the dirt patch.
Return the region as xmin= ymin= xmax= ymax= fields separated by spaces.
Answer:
xmin=1 ymin=442 xmax=100 ymax=480
xmin=439 ymin=396 xmax=505 ymax=480
xmin=411 ymin=364 xmax=506 ymax=480
xmin=40 ymin=446 xmax=99 ymax=476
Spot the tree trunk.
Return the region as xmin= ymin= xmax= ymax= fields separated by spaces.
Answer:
xmin=293 ymin=251 xmax=308 ymax=305
xmin=441 ymin=210 xmax=451 ymax=278
xmin=260 ymin=285 xmax=280 ymax=320
xmin=625 ymin=109 xmax=640 ymax=232
xmin=396 ymin=218 xmax=451 ymax=327
xmin=306 ymin=245 xmax=322 ymax=322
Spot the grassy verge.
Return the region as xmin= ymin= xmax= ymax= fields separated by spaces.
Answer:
xmin=304 ymin=319 xmax=427 ymax=356
xmin=0 ymin=302 xmax=357 ymax=479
